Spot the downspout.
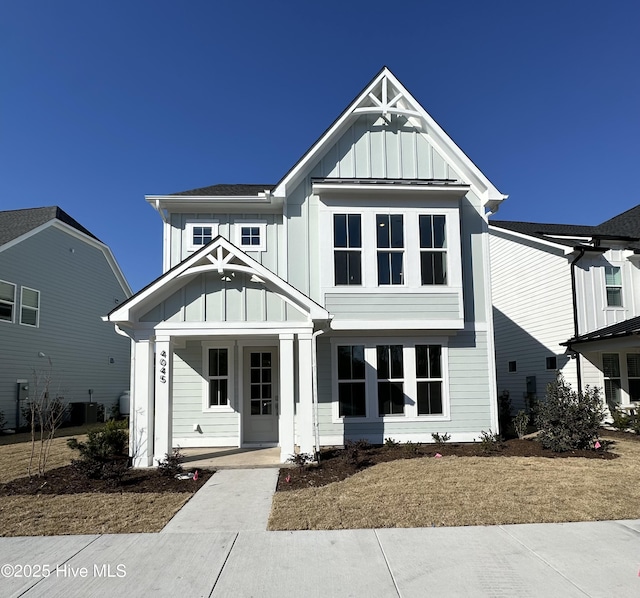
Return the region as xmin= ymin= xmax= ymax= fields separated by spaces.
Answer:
xmin=569 ymin=247 xmax=586 ymax=394
xmin=311 ymin=321 xmax=331 ymax=462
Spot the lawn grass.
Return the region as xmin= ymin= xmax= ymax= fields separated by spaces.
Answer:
xmin=0 ymin=425 xmax=194 ymax=536
xmin=268 ymin=435 xmax=640 ymax=530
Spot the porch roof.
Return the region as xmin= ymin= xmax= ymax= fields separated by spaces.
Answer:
xmin=562 ymin=316 xmax=640 ymax=347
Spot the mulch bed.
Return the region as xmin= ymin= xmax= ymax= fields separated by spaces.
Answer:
xmin=0 ymin=465 xmax=213 ymax=496
xmin=278 ymin=434 xmax=624 ymax=492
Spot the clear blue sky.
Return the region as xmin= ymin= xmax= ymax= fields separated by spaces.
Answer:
xmin=2 ymin=1 xmax=639 ymax=292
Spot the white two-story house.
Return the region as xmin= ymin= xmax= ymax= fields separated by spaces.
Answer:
xmin=490 ymin=204 xmax=640 ymax=413
xmin=107 ymin=67 xmax=507 ymax=465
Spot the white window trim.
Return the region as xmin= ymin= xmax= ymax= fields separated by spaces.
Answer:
xmin=20 ymin=286 xmax=40 ymax=328
xmin=333 ymin=213 xmax=363 ymax=287
xmin=320 ymin=205 xmax=462 ymax=294
xmin=0 ymin=279 xmax=16 ymax=324
xmin=186 ymin=221 xmax=219 ymax=252
xmin=234 ymin=220 xmax=267 ymax=252
xmin=202 ymin=342 xmax=235 ymax=413
xmin=330 ymin=336 xmax=450 ymax=424
xmin=604 ymin=264 xmax=623 ymax=309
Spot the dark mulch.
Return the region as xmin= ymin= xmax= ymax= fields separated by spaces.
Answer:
xmin=278 ymin=435 xmax=621 ymax=492
xmin=0 ymin=465 xmax=214 ymax=497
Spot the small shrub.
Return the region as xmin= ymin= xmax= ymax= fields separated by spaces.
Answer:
xmin=157 ymin=448 xmax=184 ymax=477
xmin=68 ymin=420 xmax=129 ymax=482
xmin=478 ymin=429 xmax=503 ymax=454
xmin=513 ymin=410 xmax=530 ymax=439
xmin=343 ymin=439 xmax=371 ymax=468
xmin=403 ymin=441 xmax=419 ymax=455
xmin=535 ymin=374 xmax=605 ymax=452
xmin=431 ymin=432 xmax=451 ymax=447
xmin=287 ymin=452 xmax=315 ymax=467
xmin=384 ymin=437 xmax=399 ymax=448
xmin=610 ymin=408 xmax=632 ymax=432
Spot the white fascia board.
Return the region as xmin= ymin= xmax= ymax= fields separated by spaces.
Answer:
xmin=0 ymin=220 xmax=132 ymax=297
xmin=488 ymin=224 xmax=575 ymax=254
xmin=312 ymin=182 xmax=470 ymax=198
xmin=154 ymin=322 xmax=314 ymax=336
xmin=145 ymin=194 xmax=282 ymax=214
xmin=273 ymin=67 xmax=507 ymax=209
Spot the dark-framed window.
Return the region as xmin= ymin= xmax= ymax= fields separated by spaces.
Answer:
xmin=0 ymin=280 xmax=16 ymax=323
xmin=208 ymin=348 xmax=229 ymax=407
xmin=419 ymin=215 xmax=447 ymax=285
xmin=416 ymin=345 xmax=443 ymax=415
xmin=334 ymin=214 xmax=362 ymax=285
xmin=376 ymin=214 xmax=404 ymax=285
xmin=376 ymin=345 xmax=404 ymax=416
xmin=337 ymin=345 xmax=366 ymax=417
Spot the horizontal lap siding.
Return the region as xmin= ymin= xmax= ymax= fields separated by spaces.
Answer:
xmin=325 ymin=293 xmax=460 ymax=320
xmin=315 ymin=331 xmax=493 ymax=443
xmin=172 ymin=342 xmax=239 ymax=441
xmin=0 ymin=227 xmax=130 ymax=427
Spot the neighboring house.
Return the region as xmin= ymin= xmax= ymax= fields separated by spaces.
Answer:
xmin=490 ymin=204 xmax=640 ymax=413
xmin=0 ymin=207 xmax=132 ymax=428
xmin=107 ymin=67 xmax=508 ymax=466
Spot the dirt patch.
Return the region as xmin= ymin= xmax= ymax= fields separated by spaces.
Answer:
xmin=278 ymin=437 xmax=617 ymax=492
xmin=0 ymin=464 xmax=213 ymax=496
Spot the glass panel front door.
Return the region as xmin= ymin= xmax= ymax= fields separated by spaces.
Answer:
xmin=243 ymin=347 xmax=278 ymax=443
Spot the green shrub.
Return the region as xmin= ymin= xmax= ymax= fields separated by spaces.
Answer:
xmin=67 ymin=420 xmax=129 ymax=482
xmin=610 ymin=407 xmax=632 ymax=432
xmin=431 ymin=432 xmax=451 ymax=447
xmin=287 ymin=452 xmax=315 ymax=467
xmin=478 ymin=429 xmax=503 ymax=454
xmin=535 ymin=375 xmax=604 ymax=452
xmin=157 ymin=448 xmax=184 ymax=477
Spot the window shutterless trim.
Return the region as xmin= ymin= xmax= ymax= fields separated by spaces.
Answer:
xmin=19 ymin=286 xmax=40 ymax=327
xmin=202 ymin=342 xmax=234 ymax=412
xmin=235 ymin=220 xmax=267 ymax=252
xmin=186 ymin=221 xmax=219 ymax=252
xmin=0 ymin=279 xmax=16 ymax=323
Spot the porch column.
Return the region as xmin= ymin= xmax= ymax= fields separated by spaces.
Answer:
xmin=130 ymin=338 xmax=154 ymax=467
xmin=153 ymin=336 xmax=173 ymax=465
xmin=297 ymin=332 xmax=315 ymax=455
xmin=279 ymin=333 xmax=295 ymax=462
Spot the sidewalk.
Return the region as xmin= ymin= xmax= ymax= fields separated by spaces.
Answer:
xmin=1 ymin=467 xmax=638 ymax=597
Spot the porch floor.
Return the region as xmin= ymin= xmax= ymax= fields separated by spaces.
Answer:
xmin=178 ymin=446 xmax=282 ymax=469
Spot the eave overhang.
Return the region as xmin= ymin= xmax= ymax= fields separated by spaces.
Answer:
xmin=145 ymin=192 xmax=283 ymax=215
xmin=312 ymin=178 xmax=471 ymax=200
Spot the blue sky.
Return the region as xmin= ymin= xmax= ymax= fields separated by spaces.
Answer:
xmin=2 ymin=1 xmax=639 ymax=292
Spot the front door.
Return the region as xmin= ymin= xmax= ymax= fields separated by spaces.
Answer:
xmin=243 ymin=347 xmax=279 ymax=444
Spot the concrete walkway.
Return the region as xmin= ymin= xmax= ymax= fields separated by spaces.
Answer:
xmin=1 ymin=469 xmax=639 ymax=596
xmin=161 ymin=468 xmax=279 ymax=532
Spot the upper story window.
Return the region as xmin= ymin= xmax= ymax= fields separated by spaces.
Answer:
xmin=420 ymin=215 xmax=447 ymax=285
xmin=605 ymin=266 xmax=622 ymax=307
xmin=20 ymin=287 xmax=40 ymax=327
xmin=376 ymin=214 xmax=404 ymax=285
xmin=0 ymin=280 xmax=16 ymax=323
xmin=186 ymin=222 xmax=219 ymax=251
xmin=236 ymin=221 xmax=267 ymax=252
xmin=334 ymin=214 xmax=362 ymax=285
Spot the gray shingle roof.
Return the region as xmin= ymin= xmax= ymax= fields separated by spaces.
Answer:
xmin=595 ymin=205 xmax=640 ymax=239
xmin=169 ymin=184 xmax=274 ymax=197
xmin=563 ymin=315 xmax=640 ymax=345
xmin=0 ymin=207 xmax=100 ymax=246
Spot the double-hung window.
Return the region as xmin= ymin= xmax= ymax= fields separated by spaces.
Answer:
xmin=337 ymin=345 xmax=366 ymax=417
xmin=0 ymin=280 xmax=16 ymax=323
xmin=420 ymin=215 xmax=447 ymax=285
xmin=416 ymin=345 xmax=444 ymax=415
xmin=377 ymin=345 xmax=404 ymax=416
xmin=376 ymin=214 xmax=404 ymax=285
xmin=208 ymin=348 xmax=229 ymax=407
xmin=334 ymin=214 xmax=362 ymax=285
xmin=626 ymin=354 xmax=640 ymax=403
xmin=605 ymin=266 xmax=622 ymax=307
xmin=603 ymin=353 xmax=621 ymax=405
xmin=20 ymin=287 xmax=40 ymax=327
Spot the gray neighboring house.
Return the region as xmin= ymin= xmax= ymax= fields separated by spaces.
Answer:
xmin=0 ymin=206 xmax=132 ymax=429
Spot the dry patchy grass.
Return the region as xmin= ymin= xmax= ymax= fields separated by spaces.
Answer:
xmin=0 ymin=493 xmax=190 ymax=536
xmin=269 ymin=436 xmax=640 ymax=530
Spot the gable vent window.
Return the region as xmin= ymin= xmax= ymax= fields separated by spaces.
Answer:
xmin=334 ymin=214 xmax=362 ymax=285
xmin=20 ymin=287 xmax=40 ymax=327
xmin=605 ymin=266 xmax=622 ymax=307
xmin=186 ymin=222 xmax=218 ymax=252
xmin=0 ymin=280 xmax=16 ymax=323
xmin=236 ymin=221 xmax=267 ymax=252
xmin=376 ymin=214 xmax=404 ymax=285
xmin=419 ymin=215 xmax=447 ymax=285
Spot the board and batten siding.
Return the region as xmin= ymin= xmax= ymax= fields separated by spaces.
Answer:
xmin=490 ymin=229 xmax=577 ymax=409
xmin=138 ymin=272 xmax=305 ymax=324
xmin=167 ymin=212 xmax=282 ymax=273
xmin=172 ymin=341 xmax=239 ymax=445
xmin=0 ymin=226 xmax=130 ymax=427
xmin=315 ymin=331 xmax=493 ymax=444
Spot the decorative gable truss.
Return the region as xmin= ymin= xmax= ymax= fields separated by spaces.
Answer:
xmin=107 ymin=236 xmax=329 ymax=331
